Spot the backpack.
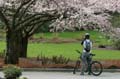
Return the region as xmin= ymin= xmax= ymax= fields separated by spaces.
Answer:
xmin=85 ymin=40 xmax=91 ymax=52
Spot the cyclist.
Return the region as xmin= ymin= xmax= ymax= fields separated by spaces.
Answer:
xmin=80 ymin=33 xmax=92 ymax=75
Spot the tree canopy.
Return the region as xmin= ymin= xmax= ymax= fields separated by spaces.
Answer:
xmin=0 ymin=0 xmax=120 ymax=64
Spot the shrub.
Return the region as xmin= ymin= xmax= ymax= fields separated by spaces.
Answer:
xmin=114 ymin=40 xmax=120 ymax=50
xmin=52 ymin=55 xmax=70 ymax=64
xmin=37 ymin=55 xmax=50 ymax=65
xmin=98 ymin=45 xmax=106 ymax=48
xmin=0 ymin=49 xmax=5 ymax=58
xmin=3 ymin=65 xmax=22 ymax=79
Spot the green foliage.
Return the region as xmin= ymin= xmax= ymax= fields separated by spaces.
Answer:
xmin=35 ymin=21 xmax=52 ymax=33
xmin=110 ymin=12 xmax=120 ymax=28
xmin=114 ymin=40 xmax=120 ymax=50
xmin=52 ymin=55 xmax=70 ymax=64
xmin=37 ymin=54 xmax=70 ymax=64
xmin=3 ymin=65 xmax=22 ymax=79
xmin=0 ymin=21 xmax=5 ymax=29
xmin=38 ymin=55 xmax=50 ymax=65
xmin=0 ymin=49 xmax=5 ymax=58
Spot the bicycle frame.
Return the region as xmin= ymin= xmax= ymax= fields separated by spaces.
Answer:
xmin=74 ymin=50 xmax=103 ymax=76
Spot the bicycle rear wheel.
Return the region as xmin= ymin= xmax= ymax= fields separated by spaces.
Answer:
xmin=73 ymin=60 xmax=80 ymax=74
xmin=90 ymin=61 xmax=103 ymax=76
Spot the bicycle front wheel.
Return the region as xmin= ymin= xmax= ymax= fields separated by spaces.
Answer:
xmin=73 ymin=60 xmax=80 ymax=74
xmin=90 ymin=61 xmax=103 ymax=76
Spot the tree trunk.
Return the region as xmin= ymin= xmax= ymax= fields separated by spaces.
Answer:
xmin=20 ymin=36 xmax=28 ymax=58
xmin=5 ymin=30 xmax=22 ymax=64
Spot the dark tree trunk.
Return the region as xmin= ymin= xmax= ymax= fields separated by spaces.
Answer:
xmin=20 ymin=36 xmax=28 ymax=58
xmin=5 ymin=30 xmax=30 ymax=64
xmin=5 ymin=30 xmax=29 ymax=64
xmin=5 ymin=30 xmax=22 ymax=64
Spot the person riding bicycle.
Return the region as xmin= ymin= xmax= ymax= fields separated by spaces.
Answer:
xmin=81 ymin=33 xmax=92 ymax=75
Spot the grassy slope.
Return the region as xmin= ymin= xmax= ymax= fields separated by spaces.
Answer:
xmin=34 ymin=31 xmax=112 ymax=45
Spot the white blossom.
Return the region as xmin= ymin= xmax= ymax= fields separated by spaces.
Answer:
xmin=0 ymin=0 xmax=120 ymax=38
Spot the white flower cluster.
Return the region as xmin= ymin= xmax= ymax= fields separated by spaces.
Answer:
xmin=0 ymin=0 xmax=120 ymax=38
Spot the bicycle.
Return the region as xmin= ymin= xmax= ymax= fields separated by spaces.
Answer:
xmin=73 ymin=50 xmax=103 ymax=76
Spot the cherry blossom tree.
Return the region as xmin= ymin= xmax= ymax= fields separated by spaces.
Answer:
xmin=49 ymin=0 xmax=120 ymax=39
xmin=50 ymin=0 xmax=120 ymax=31
xmin=0 ymin=0 xmax=120 ymax=64
xmin=0 ymin=0 xmax=61 ymax=64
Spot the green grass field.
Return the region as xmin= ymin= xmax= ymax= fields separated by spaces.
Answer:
xmin=0 ymin=41 xmax=120 ymax=60
xmin=0 ymin=31 xmax=119 ymax=60
xmin=27 ymin=43 xmax=120 ymax=60
xmin=34 ymin=31 xmax=112 ymax=46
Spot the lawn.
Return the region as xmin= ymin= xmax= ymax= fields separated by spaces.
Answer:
xmin=27 ymin=43 xmax=120 ymax=60
xmin=1 ymin=41 xmax=119 ymax=60
xmin=0 ymin=31 xmax=119 ymax=60
xmin=33 ymin=31 xmax=112 ymax=46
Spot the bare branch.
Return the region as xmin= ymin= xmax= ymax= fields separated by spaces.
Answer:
xmin=26 ymin=16 xmax=56 ymax=26
xmin=26 ymin=25 xmax=35 ymax=34
xmin=16 ymin=13 xmax=44 ymax=27
xmin=15 ymin=11 xmax=59 ymax=31
xmin=0 ymin=10 xmax=10 ymax=30
xmin=27 ymin=17 xmax=57 ymax=37
xmin=28 ymin=22 xmax=44 ymax=37
xmin=17 ymin=0 xmax=36 ymax=22
xmin=12 ymin=0 xmax=33 ymax=28
xmin=15 ymin=15 xmax=43 ymax=31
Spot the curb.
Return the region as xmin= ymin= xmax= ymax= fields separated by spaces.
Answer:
xmin=1 ymin=68 xmax=120 ymax=72
xmin=21 ymin=68 xmax=120 ymax=72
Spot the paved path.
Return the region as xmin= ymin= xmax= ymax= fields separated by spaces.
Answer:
xmin=0 ymin=72 xmax=120 ymax=79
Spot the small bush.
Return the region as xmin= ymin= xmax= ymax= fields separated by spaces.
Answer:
xmin=114 ymin=40 xmax=120 ymax=50
xmin=52 ymin=55 xmax=70 ymax=64
xmin=37 ymin=55 xmax=50 ymax=65
xmin=3 ymin=65 xmax=22 ymax=79
xmin=98 ymin=45 xmax=106 ymax=48
xmin=0 ymin=49 xmax=5 ymax=58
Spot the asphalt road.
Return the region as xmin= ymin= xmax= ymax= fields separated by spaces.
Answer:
xmin=0 ymin=71 xmax=120 ymax=79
